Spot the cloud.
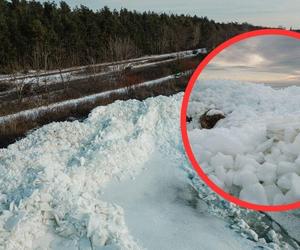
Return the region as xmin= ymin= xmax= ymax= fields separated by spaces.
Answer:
xmin=211 ymin=53 xmax=267 ymax=68
xmin=202 ymin=35 xmax=300 ymax=85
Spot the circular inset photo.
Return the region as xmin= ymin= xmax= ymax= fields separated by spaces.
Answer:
xmin=181 ymin=29 xmax=300 ymax=211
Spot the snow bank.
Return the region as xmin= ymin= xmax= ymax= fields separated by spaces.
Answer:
xmin=188 ymin=79 xmax=300 ymax=205
xmin=0 ymin=94 xmax=181 ymax=249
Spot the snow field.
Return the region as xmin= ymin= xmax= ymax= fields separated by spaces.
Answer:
xmin=188 ymin=79 xmax=300 ymax=205
xmin=0 ymin=48 xmax=206 ymax=89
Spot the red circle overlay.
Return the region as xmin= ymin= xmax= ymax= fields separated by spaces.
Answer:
xmin=181 ymin=29 xmax=300 ymax=212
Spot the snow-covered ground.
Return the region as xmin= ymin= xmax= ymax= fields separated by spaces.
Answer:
xmin=188 ymin=79 xmax=300 ymax=205
xmin=0 ymin=71 xmax=192 ymax=125
xmin=0 ymin=92 xmax=298 ymax=249
xmin=102 ymin=152 xmax=258 ymax=250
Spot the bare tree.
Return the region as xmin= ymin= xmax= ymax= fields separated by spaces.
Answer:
xmin=15 ymin=78 xmax=27 ymax=103
xmin=158 ymin=25 xmax=171 ymax=53
xmin=9 ymin=65 xmax=27 ymax=103
xmin=192 ymin=25 xmax=202 ymax=48
xmin=108 ymin=37 xmax=139 ymax=61
xmin=87 ymin=56 xmax=98 ymax=82
xmin=42 ymin=76 xmax=51 ymax=105
xmin=54 ymin=49 xmax=71 ymax=92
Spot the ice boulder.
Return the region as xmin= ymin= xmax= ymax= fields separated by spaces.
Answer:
xmin=284 ymin=127 xmax=298 ymax=143
xmin=288 ymin=176 xmax=300 ymax=201
xmin=277 ymin=172 xmax=300 ymax=190
xmin=224 ymin=170 xmax=235 ymax=187
xmin=233 ymin=170 xmax=259 ymax=188
xmin=240 ymin=183 xmax=268 ymax=205
xmin=215 ymin=165 xmax=227 ymax=181
xmin=195 ymin=130 xmax=247 ymax=155
xmin=295 ymin=156 xmax=300 ymax=174
xmin=234 ymin=155 xmax=260 ymax=170
xmin=256 ymin=163 xmax=277 ymax=184
xmin=285 ymin=133 xmax=300 ymax=156
xmin=255 ymin=138 xmax=274 ymax=153
xmin=276 ymin=161 xmax=296 ymax=176
xmin=210 ymin=153 xmax=234 ymax=170
xmin=264 ymin=184 xmax=283 ymax=205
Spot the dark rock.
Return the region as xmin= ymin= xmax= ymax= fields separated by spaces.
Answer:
xmin=186 ymin=116 xmax=193 ymax=123
xmin=199 ymin=109 xmax=225 ymax=129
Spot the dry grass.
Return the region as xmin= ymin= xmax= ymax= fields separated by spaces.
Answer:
xmin=0 ymin=57 xmax=200 ymax=116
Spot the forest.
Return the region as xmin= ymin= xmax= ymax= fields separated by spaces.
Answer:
xmin=0 ymin=0 xmax=261 ymax=73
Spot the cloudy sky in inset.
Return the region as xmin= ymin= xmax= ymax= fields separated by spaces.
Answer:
xmin=40 ymin=0 xmax=300 ymax=28
xmin=200 ymin=35 xmax=300 ymax=86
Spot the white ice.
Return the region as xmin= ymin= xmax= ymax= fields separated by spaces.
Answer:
xmin=188 ymin=79 xmax=300 ymax=205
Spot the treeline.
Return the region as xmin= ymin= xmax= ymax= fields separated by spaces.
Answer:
xmin=0 ymin=0 xmax=261 ymax=73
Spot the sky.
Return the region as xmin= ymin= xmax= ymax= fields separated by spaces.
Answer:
xmin=41 ymin=0 xmax=300 ymax=28
xmin=200 ymin=35 xmax=300 ymax=86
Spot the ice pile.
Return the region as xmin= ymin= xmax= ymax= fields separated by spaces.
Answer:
xmin=188 ymin=79 xmax=300 ymax=205
xmin=0 ymin=94 xmax=181 ymax=250
xmin=0 ymin=91 xmax=298 ymax=249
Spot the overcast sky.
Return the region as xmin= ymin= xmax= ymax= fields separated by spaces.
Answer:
xmin=41 ymin=0 xmax=300 ymax=28
xmin=200 ymin=35 xmax=300 ymax=86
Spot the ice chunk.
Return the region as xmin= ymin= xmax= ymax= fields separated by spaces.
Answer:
xmin=224 ymin=170 xmax=234 ymax=187
xmin=256 ymin=163 xmax=277 ymax=184
xmin=264 ymin=184 xmax=283 ymax=205
xmin=190 ymin=128 xmax=247 ymax=155
xmin=284 ymin=174 xmax=300 ymax=202
xmin=285 ymin=133 xmax=300 ymax=155
xmin=295 ymin=157 xmax=300 ymax=175
xmin=79 ymin=237 xmax=92 ymax=250
xmin=293 ymin=133 xmax=300 ymax=144
xmin=271 ymin=147 xmax=281 ymax=159
xmin=267 ymin=230 xmax=279 ymax=244
xmin=240 ymin=183 xmax=268 ymax=205
xmin=4 ymin=212 xmax=26 ymax=231
xmin=276 ymin=161 xmax=296 ymax=176
xmin=284 ymin=128 xmax=297 ymax=143
xmin=247 ymin=229 xmax=259 ymax=242
xmin=210 ymin=153 xmax=234 ymax=169
xmin=243 ymin=164 xmax=258 ymax=173
xmin=233 ymin=170 xmax=258 ymax=188
xmin=285 ymin=190 xmax=297 ymax=204
xmin=277 ymin=173 xmax=299 ymax=190
xmin=251 ymin=152 xmax=265 ymax=164
xmin=215 ymin=165 xmax=227 ymax=181
xmin=234 ymin=155 xmax=260 ymax=170
xmin=255 ymin=138 xmax=274 ymax=153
